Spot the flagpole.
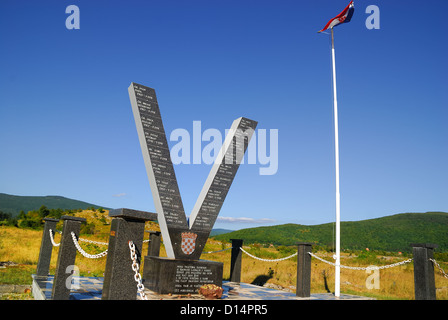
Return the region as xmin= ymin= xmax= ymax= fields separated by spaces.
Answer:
xmin=330 ymin=27 xmax=341 ymax=298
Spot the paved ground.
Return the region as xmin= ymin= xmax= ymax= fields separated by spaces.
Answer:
xmin=32 ymin=275 xmax=374 ymax=300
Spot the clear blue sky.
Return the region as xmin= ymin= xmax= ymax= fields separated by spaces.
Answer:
xmin=0 ymin=0 xmax=447 ymax=230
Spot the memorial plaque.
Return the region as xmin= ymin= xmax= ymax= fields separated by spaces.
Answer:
xmin=129 ymin=82 xmax=257 ymax=261
xmin=143 ymin=256 xmax=223 ymax=294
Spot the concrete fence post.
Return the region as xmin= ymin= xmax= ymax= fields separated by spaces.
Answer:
xmin=230 ymin=239 xmax=243 ymax=283
xmin=146 ymin=230 xmax=161 ymax=257
xmin=102 ymin=208 xmax=156 ymax=300
xmin=51 ymin=215 xmax=86 ymax=300
xmin=36 ymin=218 xmax=59 ymax=277
xmin=296 ymin=242 xmax=313 ymax=298
xmin=411 ymin=243 xmax=438 ymax=300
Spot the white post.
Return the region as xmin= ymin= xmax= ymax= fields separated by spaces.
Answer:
xmin=331 ymin=27 xmax=341 ymax=298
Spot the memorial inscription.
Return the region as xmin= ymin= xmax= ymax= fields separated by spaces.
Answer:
xmin=129 ymin=82 xmax=257 ymax=261
xmin=174 ymin=265 xmax=214 ymax=292
xmin=144 ymin=256 xmax=223 ymax=294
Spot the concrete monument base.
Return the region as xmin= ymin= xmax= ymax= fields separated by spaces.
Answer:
xmin=143 ymin=256 xmax=223 ymax=294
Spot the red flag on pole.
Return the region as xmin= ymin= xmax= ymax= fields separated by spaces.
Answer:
xmin=318 ymin=1 xmax=355 ymax=33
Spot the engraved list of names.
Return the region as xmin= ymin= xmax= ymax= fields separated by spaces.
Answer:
xmin=128 ymin=83 xmax=187 ymax=229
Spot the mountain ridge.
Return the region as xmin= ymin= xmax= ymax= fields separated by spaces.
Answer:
xmin=213 ymin=211 xmax=448 ymax=253
xmin=2 ymin=192 xmax=447 ymax=253
xmin=0 ymin=193 xmax=109 ymax=216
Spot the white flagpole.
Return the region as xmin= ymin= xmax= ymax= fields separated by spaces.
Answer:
xmin=330 ymin=27 xmax=341 ymax=298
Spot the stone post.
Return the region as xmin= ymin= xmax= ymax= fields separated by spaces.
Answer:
xmin=51 ymin=215 xmax=86 ymax=300
xmin=411 ymin=243 xmax=438 ymax=300
xmin=146 ymin=230 xmax=161 ymax=257
xmin=296 ymin=242 xmax=313 ymax=298
xmin=230 ymin=239 xmax=243 ymax=283
xmin=101 ymin=208 xmax=156 ymax=300
xmin=36 ymin=218 xmax=59 ymax=277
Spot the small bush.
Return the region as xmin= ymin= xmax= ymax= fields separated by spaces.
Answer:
xmin=354 ymin=250 xmax=380 ymax=265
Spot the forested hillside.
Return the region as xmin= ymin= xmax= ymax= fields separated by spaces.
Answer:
xmin=214 ymin=212 xmax=448 ymax=252
xmin=0 ymin=193 xmax=107 ymax=216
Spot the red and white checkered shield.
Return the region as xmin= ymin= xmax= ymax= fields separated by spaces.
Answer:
xmin=181 ymin=232 xmax=198 ymax=255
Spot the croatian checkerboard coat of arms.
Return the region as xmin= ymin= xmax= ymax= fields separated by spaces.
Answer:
xmin=181 ymin=232 xmax=198 ymax=255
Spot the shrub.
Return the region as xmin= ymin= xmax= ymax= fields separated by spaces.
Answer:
xmin=80 ymin=222 xmax=95 ymax=235
xmin=354 ymin=250 xmax=379 ymax=265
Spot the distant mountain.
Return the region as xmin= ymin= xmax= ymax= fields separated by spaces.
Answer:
xmin=213 ymin=212 xmax=448 ymax=253
xmin=210 ymin=228 xmax=234 ymax=236
xmin=0 ymin=193 xmax=109 ymax=216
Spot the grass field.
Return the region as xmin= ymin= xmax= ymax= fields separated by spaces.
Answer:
xmin=1 ymin=211 xmax=447 ymax=300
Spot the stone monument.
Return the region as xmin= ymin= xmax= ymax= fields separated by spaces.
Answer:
xmin=128 ymin=82 xmax=257 ymax=294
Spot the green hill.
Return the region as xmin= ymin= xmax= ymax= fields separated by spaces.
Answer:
xmin=214 ymin=212 xmax=448 ymax=253
xmin=210 ymin=228 xmax=234 ymax=236
xmin=0 ymin=193 xmax=109 ymax=216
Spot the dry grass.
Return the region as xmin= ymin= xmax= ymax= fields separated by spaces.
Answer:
xmin=1 ymin=215 xmax=448 ymax=300
xmin=0 ymin=227 xmax=41 ymax=265
xmin=199 ymin=243 xmax=448 ymax=300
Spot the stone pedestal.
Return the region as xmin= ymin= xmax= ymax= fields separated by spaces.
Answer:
xmin=411 ymin=243 xmax=438 ymax=300
xmin=230 ymin=239 xmax=243 ymax=283
xmin=36 ymin=218 xmax=59 ymax=276
xmin=146 ymin=230 xmax=161 ymax=257
xmin=296 ymin=242 xmax=313 ymax=298
xmin=143 ymin=256 xmax=223 ymax=294
xmin=101 ymin=208 xmax=156 ymax=300
xmin=51 ymin=215 xmax=86 ymax=300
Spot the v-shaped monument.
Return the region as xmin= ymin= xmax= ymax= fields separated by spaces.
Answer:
xmin=128 ymin=82 xmax=257 ymax=294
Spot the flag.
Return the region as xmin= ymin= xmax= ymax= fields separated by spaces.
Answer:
xmin=318 ymin=1 xmax=355 ymax=33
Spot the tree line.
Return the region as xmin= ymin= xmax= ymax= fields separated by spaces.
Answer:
xmin=0 ymin=205 xmax=105 ymax=231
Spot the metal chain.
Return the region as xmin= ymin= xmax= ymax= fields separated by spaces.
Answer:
xmin=203 ymin=247 xmax=233 ymax=254
xmin=49 ymin=230 xmax=151 ymax=247
xmin=79 ymin=238 xmax=108 ymax=246
xmin=49 ymin=229 xmax=60 ymax=247
xmin=129 ymin=240 xmax=147 ymax=300
xmin=308 ymin=252 xmax=413 ymax=270
xmin=240 ymin=247 xmax=298 ymax=262
xmin=429 ymin=258 xmax=448 ymax=280
xmin=50 ymin=229 xmax=108 ymax=246
xmin=71 ymin=231 xmax=108 ymax=259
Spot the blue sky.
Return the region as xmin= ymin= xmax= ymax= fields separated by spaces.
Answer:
xmin=0 ymin=0 xmax=447 ymax=231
